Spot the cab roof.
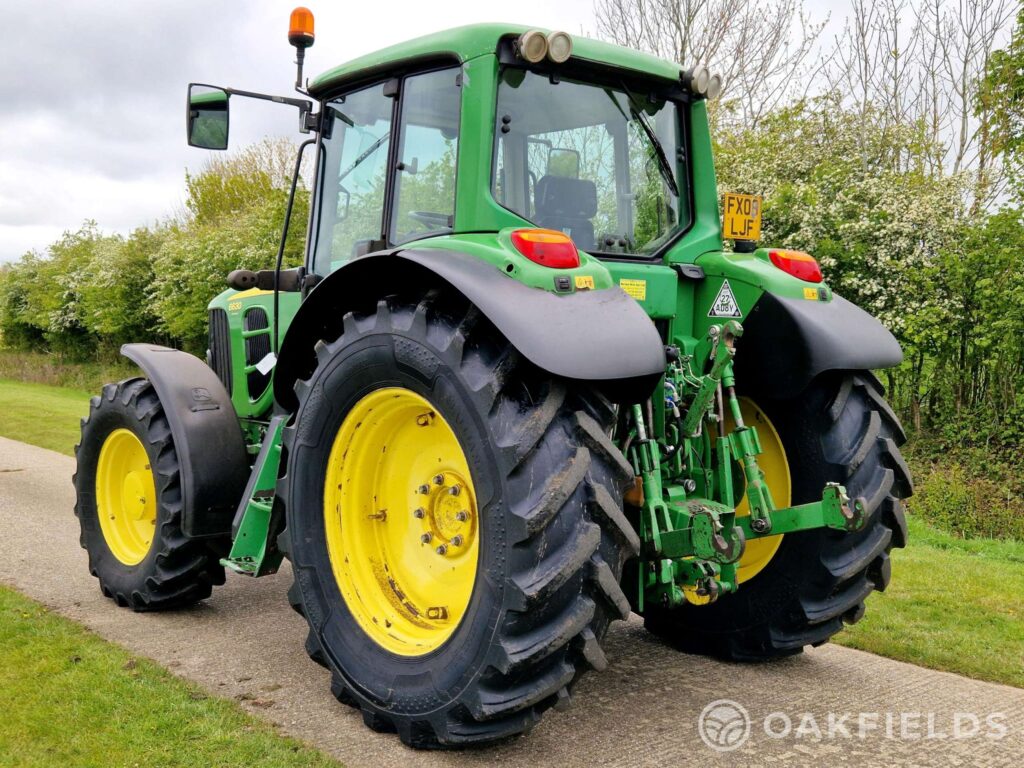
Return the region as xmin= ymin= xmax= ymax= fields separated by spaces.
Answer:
xmin=308 ymin=23 xmax=683 ymax=96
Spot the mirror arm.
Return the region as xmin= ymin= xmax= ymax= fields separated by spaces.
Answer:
xmin=223 ymin=87 xmax=316 ymax=134
xmin=224 ymin=87 xmax=310 ymax=111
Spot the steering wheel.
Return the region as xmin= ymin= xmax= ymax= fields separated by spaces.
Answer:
xmin=409 ymin=211 xmax=450 ymax=229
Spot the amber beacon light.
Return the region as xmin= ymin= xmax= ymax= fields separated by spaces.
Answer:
xmin=289 ymin=7 xmax=316 ymax=48
xmin=288 ymin=7 xmax=315 ymax=91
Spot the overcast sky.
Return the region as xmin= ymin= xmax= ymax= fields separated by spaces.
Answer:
xmin=0 ymin=0 xmax=849 ymax=263
xmin=0 ymin=0 xmax=604 ymax=262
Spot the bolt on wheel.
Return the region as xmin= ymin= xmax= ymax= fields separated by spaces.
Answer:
xmin=323 ymin=387 xmax=480 ymax=656
xmin=95 ymin=428 xmax=158 ymax=565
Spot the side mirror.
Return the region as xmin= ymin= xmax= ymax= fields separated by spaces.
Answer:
xmin=187 ymin=84 xmax=230 ymax=150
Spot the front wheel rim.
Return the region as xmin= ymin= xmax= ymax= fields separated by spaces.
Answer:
xmin=95 ymin=428 xmax=158 ymax=566
xmin=323 ymin=387 xmax=480 ymax=656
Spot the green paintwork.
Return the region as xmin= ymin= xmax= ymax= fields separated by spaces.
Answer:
xmin=410 ymin=230 xmax=614 ymax=292
xmin=202 ymin=19 xmax=871 ymax=599
xmin=602 ymin=262 xmax=679 ymax=318
xmin=207 ymin=288 xmax=301 ymax=419
xmin=221 ymin=415 xmax=287 ymax=576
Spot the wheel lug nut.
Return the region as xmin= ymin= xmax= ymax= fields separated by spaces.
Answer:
xmin=451 ymin=535 xmax=463 ymax=547
xmin=435 ymin=544 xmax=448 ymax=555
xmin=432 ymin=474 xmax=445 ymax=485
xmin=455 ymin=511 xmax=468 ymax=522
xmin=447 ymin=485 xmax=461 ymax=496
xmin=417 ymin=484 xmax=430 ymax=495
xmin=413 ymin=508 xmax=425 ymax=519
xmin=420 ymin=532 xmax=433 ymax=543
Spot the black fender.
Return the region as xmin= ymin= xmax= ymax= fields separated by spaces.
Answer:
xmin=274 ymin=248 xmax=666 ymax=409
xmin=734 ymin=292 xmax=903 ymax=399
xmin=121 ymin=344 xmax=250 ymax=538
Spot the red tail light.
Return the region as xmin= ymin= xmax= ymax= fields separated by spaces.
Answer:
xmin=768 ymin=249 xmax=822 ymax=283
xmin=510 ymin=229 xmax=580 ymax=269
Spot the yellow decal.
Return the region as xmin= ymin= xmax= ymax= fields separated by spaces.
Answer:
xmin=722 ymin=192 xmax=763 ymax=241
xmin=803 ymin=287 xmax=819 ymax=301
xmin=575 ymin=275 xmax=595 ymax=290
xmin=227 ymin=301 xmax=243 ymax=312
xmin=230 ymin=288 xmax=274 ymax=300
xmin=619 ymin=279 xmax=647 ymax=301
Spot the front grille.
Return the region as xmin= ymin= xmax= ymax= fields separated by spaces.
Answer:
xmin=244 ymin=307 xmax=270 ymax=333
xmin=244 ymin=307 xmax=272 ymax=399
xmin=208 ymin=308 xmax=232 ymax=394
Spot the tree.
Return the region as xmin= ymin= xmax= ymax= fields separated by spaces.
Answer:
xmin=980 ymin=4 xmax=1024 ymax=195
xmin=593 ymin=0 xmax=827 ymax=128
xmin=151 ymin=138 xmax=308 ymax=352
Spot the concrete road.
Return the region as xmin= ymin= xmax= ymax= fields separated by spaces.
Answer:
xmin=0 ymin=435 xmax=1021 ymax=767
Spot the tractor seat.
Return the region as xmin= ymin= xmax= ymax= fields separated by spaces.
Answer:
xmin=533 ymin=176 xmax=597 ymax=251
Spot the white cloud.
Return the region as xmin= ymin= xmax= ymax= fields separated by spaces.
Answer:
xmin=0 ymin=0 xmax=595 ymax=262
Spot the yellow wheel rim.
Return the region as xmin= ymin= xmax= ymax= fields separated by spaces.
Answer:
xmin=324 ymin=387 xmax=480 ymax=656
xmin=95 ymin=428 xmax=158 ymax=566
xmin=731 ymin=398 xmax=790 ymax=584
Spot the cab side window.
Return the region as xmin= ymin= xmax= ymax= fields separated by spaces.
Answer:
xmin=313 ymin=83 xmax=393 ymax=273
xmin=389 ymin=68 xmax=461 ymax=245
xmin=310 ymin=66 xmax=461 ymax=275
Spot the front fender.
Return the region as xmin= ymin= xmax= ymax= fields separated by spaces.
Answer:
xmin=121 ymin=344 xmax=249 ymax=538
xmin=274 ymin=249 xmax=666 ymax=409
xmin=734 ymin=291 xmax=903 ymax=398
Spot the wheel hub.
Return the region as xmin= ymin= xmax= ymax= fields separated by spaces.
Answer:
xmin=418 ymin=470 xmax=476 ymax=554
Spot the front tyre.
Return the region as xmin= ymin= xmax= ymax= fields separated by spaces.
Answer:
xmin=74 ymin=378 xmax=226 ymax=610
xmin=643 ymin=372 xmax=911 ymax=660
xmin=280 ymin=292 xmax=639 ymax=748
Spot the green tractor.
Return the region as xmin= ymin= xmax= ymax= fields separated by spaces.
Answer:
xmin=74 ymin=10 xmax=911 ymax=748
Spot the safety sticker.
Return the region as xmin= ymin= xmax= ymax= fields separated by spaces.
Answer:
xmin=620 ymin=278 xmax=647 ymax=301
xmin=708 ymin=280 xmax=742 ymax=318
xmin=575 ymin=275 xmax=595 ymax=290
xmin=803 ymin=287 xmax=819 ymax=301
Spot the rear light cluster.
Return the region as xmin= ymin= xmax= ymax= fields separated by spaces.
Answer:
xmin=510 ymin=229 xmax=580 ymax=269
xmin=768 ymin=249 xmax=822 ymax=283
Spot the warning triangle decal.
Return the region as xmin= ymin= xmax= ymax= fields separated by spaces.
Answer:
xmin=708 ymin=280 xmax=742 ymax=318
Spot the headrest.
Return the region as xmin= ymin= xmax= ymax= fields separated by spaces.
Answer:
xmin=535 ymin=175 xmax=598 ymax=219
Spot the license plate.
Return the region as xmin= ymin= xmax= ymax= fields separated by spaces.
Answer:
xmin=722 ymin=192 xmax=762 ymax=241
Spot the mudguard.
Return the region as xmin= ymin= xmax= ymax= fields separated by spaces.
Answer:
xmin=274 ymin=248 xmax=667 ymax=409
xmin=734 ymin=292 xmax=903 ymax=399
xmin=121 ymin=344 xmax=250 ymax=538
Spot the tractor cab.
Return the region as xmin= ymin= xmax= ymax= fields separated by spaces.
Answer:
xmin=301 ymin=25 xmax=715 ymax=273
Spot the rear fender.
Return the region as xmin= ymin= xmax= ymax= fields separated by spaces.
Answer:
xmin=121 ymin=344 xmax=250 ymax=538
xmin=735 ymin=291 xmax=903 ymax=399
xmin=274 ymin=249 xmax=667 ymax=410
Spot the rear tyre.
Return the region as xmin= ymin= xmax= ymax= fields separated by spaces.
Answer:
xmin=643 ymin=372 xmax=911 ymax=660
xmin=74 ymin=378 xmax=226 ymax=611
xmin=279 ymin=291 xmax=638 ymax=748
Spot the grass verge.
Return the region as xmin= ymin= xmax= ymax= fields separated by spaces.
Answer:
xmin=834 ymin=516 xmax=1024 ymax=688
xmin=0 ymin=379 xmax=90 ymax=456
xmin=2 ymin=378 xmax=1021 ymax=689
xmin=0 ymin=585 xmax=340 ymax=768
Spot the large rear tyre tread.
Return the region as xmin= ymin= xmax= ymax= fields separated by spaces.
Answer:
xmin=643 ymin=372 xmax=910 ymax=661
xmin=73 ymin=378 xmax=226 ymax=612
xmin=278 ymin=291 xmax=636 ymax=748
